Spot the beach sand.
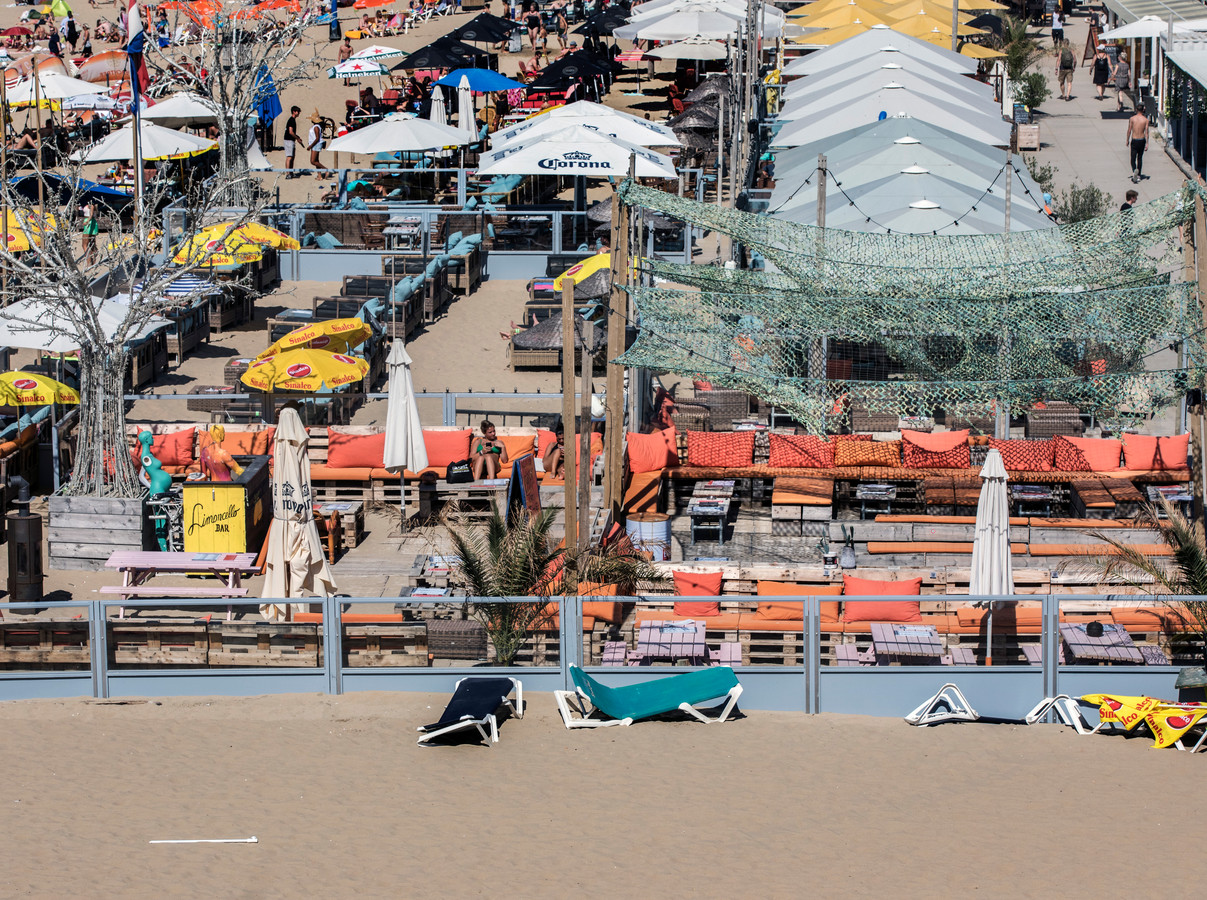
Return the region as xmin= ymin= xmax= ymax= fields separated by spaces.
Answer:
xmin=0 ymin=690 xmax=1196 ymax=898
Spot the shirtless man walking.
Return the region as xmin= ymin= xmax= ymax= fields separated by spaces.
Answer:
xmin=1126 ymin=107 xmax=1149 ymax=184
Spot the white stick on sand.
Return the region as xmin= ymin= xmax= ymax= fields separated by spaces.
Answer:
xmin=150 ymin=837 xmax=259 ymax=844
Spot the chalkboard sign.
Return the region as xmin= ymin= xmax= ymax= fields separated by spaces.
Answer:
xmin=1044 ymin=0 xmax=1056 ymax=14
xmin=1013 ymin=103 xmax=1031 ymax=124
xmin=506 ymin=453 xmax=541 ymax=526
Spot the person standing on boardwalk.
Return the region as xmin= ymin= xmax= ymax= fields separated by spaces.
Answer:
xmin=1056 ymin=40 xmax=1075 ymax=100
xmin=1092 ymin=44 xmax=1111 ymax=100
xmin=283 ymin=106 xmax=300 ymax=178
xmin=1112 ymin=51 xmax=1132 ymax=112
xmin=338 ymin=37 xmax=353 ymax=86
xmin=1051 ymin=9 xmax=1063 ymax=45
xmin=308 ymin=112 xmax=328 ymax=177
xmin=1126 ymin=107 xmax=1149 ymax=183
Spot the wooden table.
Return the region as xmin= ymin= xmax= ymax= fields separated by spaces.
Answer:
xmin=633 ymin=620 xmax=708 ymax=666
xmin=102 ymin=551 xmax=260 ymax=620
xmin=688 ymin=479 xmax=734 ymax=545
xmin=1059 ymin=623 xmax=1144 ymax=664
xmin=856 ymin=482 xmax=897 ymax=518
xmin=870 ymin=622 xmax=943 ymax=662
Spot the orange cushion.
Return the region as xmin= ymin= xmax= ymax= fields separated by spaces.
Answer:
xmin=841 ymin=574 xmax=922 ymax=623
xmin=627 ymin=426 xmax=678 ymax=473
xmin=768 ymin=434 xmax=834 ymax=468
xmin=578 ymin=581 xmax=619 ymax=597
xmin=956 ymin=605 xmax=1043 ymax=627
xmin=834 ymin=439 xmax=901 ymax=468
xmin=1110 ymin=605 xmax=1195 ymax=630
xmin=0 ymin=440 xmax=17 ymax=458
xmin=327 ymin=431 xmax=386 ymax=469
xmin=623 ymin=470 xmax=662 ymax=513
xmin=132 ymin=427 xmax=196 ymax=468
xmin=309 ymin=464 xmax=373 ymax=481
xmin=583 ymin=600 xmax=623 ymax=623
xmin=686 ymin=431 xmax=755 ymax=468
xmin=902 ymin=429 xmax=970 ymax=469
xmin=498 ymin=433 xmax=537 ymax=462
xmin=673 ymin=569 xmax=722 ymax=617
xmin=197 ymin=429 xmax=270 ymax=457
xmin=423 ymin=429 xmax=472 ymax=468
xmin=755 ymin=581 xmax=842 ymax=622
xmin=1054 ymin=436 xmax=1122 ymax=472
xmin=1121 ymin=433 xmax=1189 ymax=471
xmin=989 ymin=438 xmax=1054 ymax=472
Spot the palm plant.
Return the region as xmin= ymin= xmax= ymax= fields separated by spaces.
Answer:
xmin=1069 ymin=498 xmax=1207 ymax=670
xmin=449 ymin=503 xmax=658 ymax=665
xmin=995 ymin=15 xmax=1045 ymax=83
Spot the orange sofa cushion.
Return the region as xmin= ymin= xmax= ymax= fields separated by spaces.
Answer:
xmin=623 ymin=470 xmax=662 ymax=513
xmin=582 ymin=601 xmax=623 ymax=623
xmin=131 ymin=426 xmax=196 ymax=469
xmin=309 ymin=464 xmax=373 ymax=481
xmin=627 ymin=426 xmax=678 ymax=473
xmin=1054 ymin=435 xmax=1122 ymax=472
xmin=956 ymin=605 xmax=1044 ymax=628
xmin=198 ymin=428 xmax=274 ymax=457
xmin=902 ymin=429 xmax=970 ymax=469
xmin=842 ymin=574 xmax=922 ymax=623
xmin=327 ymin=431 xmax=386 ymax=469
xmin=423 ymin=429 xmax=472 ymax=468
xmin=835 ymin=439 xmax=901 ymax=468
xmin=769 ymin=434 xmax=834 ymax=468
xmin=685 ymin=431 xmax=755 ymax=468
xmin=498 ymin=433 xmax=537 ymax=462
xmin=756 ymin=581 xmax=842 ymax=622
xmin=1110 ymin=605 xmax=1195 ymax=631
xmin=673 ymin=569 xmax=722 ymax=616
xmin=1121 ymin=433 xmax=1189 ymax=471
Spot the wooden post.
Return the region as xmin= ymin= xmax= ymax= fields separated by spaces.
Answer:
xmin=605 ymin=168 xmax=632 ymax=519
xmin=1192 ymin=195 xmax=1207 ymax=521
xmin=561 ymin=278 xmax=578 ymax=551
xmin=579 ymin=318 xmax=593 ymax=551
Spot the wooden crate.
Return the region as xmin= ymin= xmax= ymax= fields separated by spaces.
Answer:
xmin=48 ymin=495 xmax=149 ymax=571
xmin=317 ymin=501 xmax=365 ymax=550
xmin=0 ymin=619 xmax=90 ymax=668
xmin=1016 ymin=123 xmax=1040 ymax=151
xmin=343 ymin=623 xmax=429 ymax=667
xmin=111 ymin=620 xmax=208 ymax=667
xmin=207 ymin=622 xmax=320 ymax=667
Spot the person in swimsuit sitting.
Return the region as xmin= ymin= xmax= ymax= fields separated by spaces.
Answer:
xmin=471 ymin=419 xmax=509 ymax=480
xmin=543 ymin=422 xmax=565 ymax=479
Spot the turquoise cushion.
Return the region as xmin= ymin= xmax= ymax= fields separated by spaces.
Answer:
xmin=301 ymin=232 xmax=317 ymax=247
xmin=464 ymin=234 xmax=483 ymax=247
xmin=315 ymin=233 xmax=342 ymax=250
xmin=348 ymin=197 xmax=369 ymax=211
xmin=425 ymin=258 xmax=443 ymax=278
xmin=464 ymin=196 xmax=478 ymax=210
xmin=446 ymin=231 xmax=463 ymax=248
xmin=486 ymin=223 xmax=495 ymax=239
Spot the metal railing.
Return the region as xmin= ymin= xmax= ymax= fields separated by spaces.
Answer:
xmin=0 ymin=596 xmax=1190 ymax=719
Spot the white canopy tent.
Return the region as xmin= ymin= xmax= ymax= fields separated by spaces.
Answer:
xmin=773 ymin=94 xmax=1011 ymax=148
xmin=491 ymin=101 xmax=680 ymax=148
xmin=647 ymin=37 xmax=729 ymax=59
xmin=476 ymin=124 xmax=678 ymax=178
xmin=778 ymin=67 xmax=995 ymax=120
xmin=616 ymin=7 xmax=784 ymax=40
xmin=1100 ymin=14 xmax=1207 ymax=38
xmin=781 ymin=59 xmax=988 ymax=103
xmin=0 ymin=296 xmax=171 ymax=353
xmin=326 ymin=113 xmax=470 ymax=154
xmin=781 ymin=26 xmax=979 ymax=76
xmin=71 ymin=121 xmax=218 ymax=163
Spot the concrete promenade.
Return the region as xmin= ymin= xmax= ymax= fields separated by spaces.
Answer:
xmin=1029 ymin=10 xmax=1187 ymax=204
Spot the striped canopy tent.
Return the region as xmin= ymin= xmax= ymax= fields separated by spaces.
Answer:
xmin=132 ymin=274 xmax=219 ymax=298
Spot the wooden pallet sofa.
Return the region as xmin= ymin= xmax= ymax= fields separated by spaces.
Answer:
xmin=620 ymin=428 xmax=1191 ymax=520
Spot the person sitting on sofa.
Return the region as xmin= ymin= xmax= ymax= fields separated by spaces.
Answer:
xmin=543 ymin=421 xmax=565 ymax=479
xmin=471 ymin=419 xmax=509 ymax=481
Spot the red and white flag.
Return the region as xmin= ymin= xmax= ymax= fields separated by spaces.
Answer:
xmin=127 ymin=0 xmax=144 ymax=39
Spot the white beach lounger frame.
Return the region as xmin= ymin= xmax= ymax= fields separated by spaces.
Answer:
xmin=416 ymin=677 xmax=524 ymax=746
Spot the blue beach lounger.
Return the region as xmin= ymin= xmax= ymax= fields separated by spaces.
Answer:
xmin=555 ymin=665 xmax=742 ymax=729
xmin=417 ymin=676 xmax=523 ymax=746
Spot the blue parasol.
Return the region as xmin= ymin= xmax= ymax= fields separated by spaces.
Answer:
xmin=433 ymin=68 xmax=525 ymax=93
xmin=253 ymin=66 xmax=283 ymax=127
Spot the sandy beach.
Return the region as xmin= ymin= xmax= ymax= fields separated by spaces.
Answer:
xmin=0 ymin=690 xmax=1196 ymax=898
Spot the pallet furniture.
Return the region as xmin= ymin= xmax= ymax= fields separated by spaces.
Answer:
xmin=101 ymin=551 xmax=260 ymax=619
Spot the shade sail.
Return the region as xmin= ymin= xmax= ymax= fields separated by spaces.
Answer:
xmin=326 ymin=114 xmax=470 ymax=153
xmin=781 ymin=25 xmax=978 ymax=74
xmin=476 ymin=124 xmax=678 ymax=178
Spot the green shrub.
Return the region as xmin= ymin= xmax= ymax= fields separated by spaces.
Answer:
xmin=1012 ymin=72 xmax=1052 ymax=111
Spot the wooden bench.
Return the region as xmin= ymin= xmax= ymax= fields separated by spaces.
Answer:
xmin=99 ymin=586 xmax=250 ymax=598
xmin=1070 ymin=480 xmax=1115 ymax=518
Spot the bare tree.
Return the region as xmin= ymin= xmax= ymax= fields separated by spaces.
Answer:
xmin=148 ymin=0 xmax=323 ymax=204
xmin=0 ymin=154 xmax=261 ymax=498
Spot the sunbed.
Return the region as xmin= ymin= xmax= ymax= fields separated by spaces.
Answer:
xmin=416 ymin=676 xmax=523 ymax=746
xmin=555 ymin=664 xmax=742 ymax=728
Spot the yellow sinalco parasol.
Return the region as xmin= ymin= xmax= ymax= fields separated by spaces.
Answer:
xmin=254 ymin=318 xmax=373 ymax=361
xmin=3 ymin=210 xmax=56 ymax=252
xmin=0 ymin=371 xmax=79 ymax=405
xmin=893 ymin=12 xmax=986 ymax=36
xmin=240 ymin=349 xmax=369 ymax=392
xmin=173 ymin=221 xmax=301 ymax=267
xmin=553 ymin=253 xmax=611 ymax=290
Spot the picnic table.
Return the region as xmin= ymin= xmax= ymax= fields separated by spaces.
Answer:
xmin=870 ymin=622 xmax=943 ymax=662
xmin=1059 ymin=622 xmax=1145 ymax=664
xmin=103 ymin=550 xmax=260 ymax=620
xmin=633 ymin=620 xmax=708 ymax=666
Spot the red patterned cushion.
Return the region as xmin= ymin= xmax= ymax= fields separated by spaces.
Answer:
xmin=832 ymin=433 xmax=873 ymax=442
xmin=989 ymin=438 xmax=1054 ymax=472
xmin=686 ymin=431 xmax=755 ymax=468
xmin=902 ymin=429 xmax=970 ymax=469
xmin=769 ymin=434 xmax=834 ymax=468
xmin=834 ymin=439 xmax=901 ymax=467
xmin=1052 ymin=436 xmax=1093 ymax=472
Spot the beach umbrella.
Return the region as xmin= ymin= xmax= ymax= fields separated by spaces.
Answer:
xmin=353 ymin=0 xmax=394 ymax=8
xmin=6 ymin=71 xmax=107 ymax=105
xmin=0 ymin=371 xmax=78 ymax=405
xmin=893 ymin=12 xmax=985 ymax=37
xmin=490 ymin=99 xmax=680 ymax=148
xmin=0 ymin=27 xmax=32 ymax=37
xmin=476 ymin=124 xmax=678 ymax=179
xmin=616 ymin=9 xmax=762 ymax=40
xmin=668 ymin=101 xmax=719 ymax=129
xmin=350 ymin=43 xmax=406 ymax=61
xmin=1100 ymin=14 xmax=1204 ymax=38
xmin=647 ymin=37 xmax=728 ymax=59
xmin=527 ymin=50 xmax=615 ymax=90
xmin=965 ymin=13 xmax=1003 ymax=35
xmin=456 ymin=74 xmax=476 ymax=141
xmin=944 ymin=40 xmax=1005 ymax=58
xmin=969 ymin=447 xmax=1012 ymax=666
xmin=554 ymin=253 xmax=610 ymax=290
xmin=255 ymin=318 xmax=372 ymax=360
xmin=327 ymin=113 xmax=469 ymax=153
xmin=240 ymin=349 xmax=369 ymax=391
xmin=683 ymin=74 xmax=731 ymax=103
xmin=434 ymin=67 xmax=525 ymax=92
xmin=173 ymin=221 xmax=301 ymax=267
xmin=884 ymin=0 xmax=977 ymax=22
xmin=260 ymin=407 xmax=337 ymax=619
xmin=382 ymin=341 xmax=427 ymax=492
xmin=449 ymin=13 xmax=518 ymax=43
xmin=573 ymin=7 xmax=630 ymax=35
xmin=791 ymin=19 xmax=879 ymax=44
xmin=391 ymin=36 xmax=490 ymax=72
xmin=428 ymin=85 xmax=448 ymax=126
xmin=782 ymin=26 xmax=978 ymax=74
xmin=76 ymin=50 xmax=131 ymax=86
xmin=1 ymin=209 xmax=53 ymax=252
xmin=140 ymin=91 xmax=220 ymax=127
xmin=71 ymin=121 xmax=218 ymax=163
xmin=132 ymin=274 xmax=218 ymax=299
xmin=327 ymin=58 xmax=388 ymax=79
xmin=674 ymin=129 xmax=714 ymax=150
